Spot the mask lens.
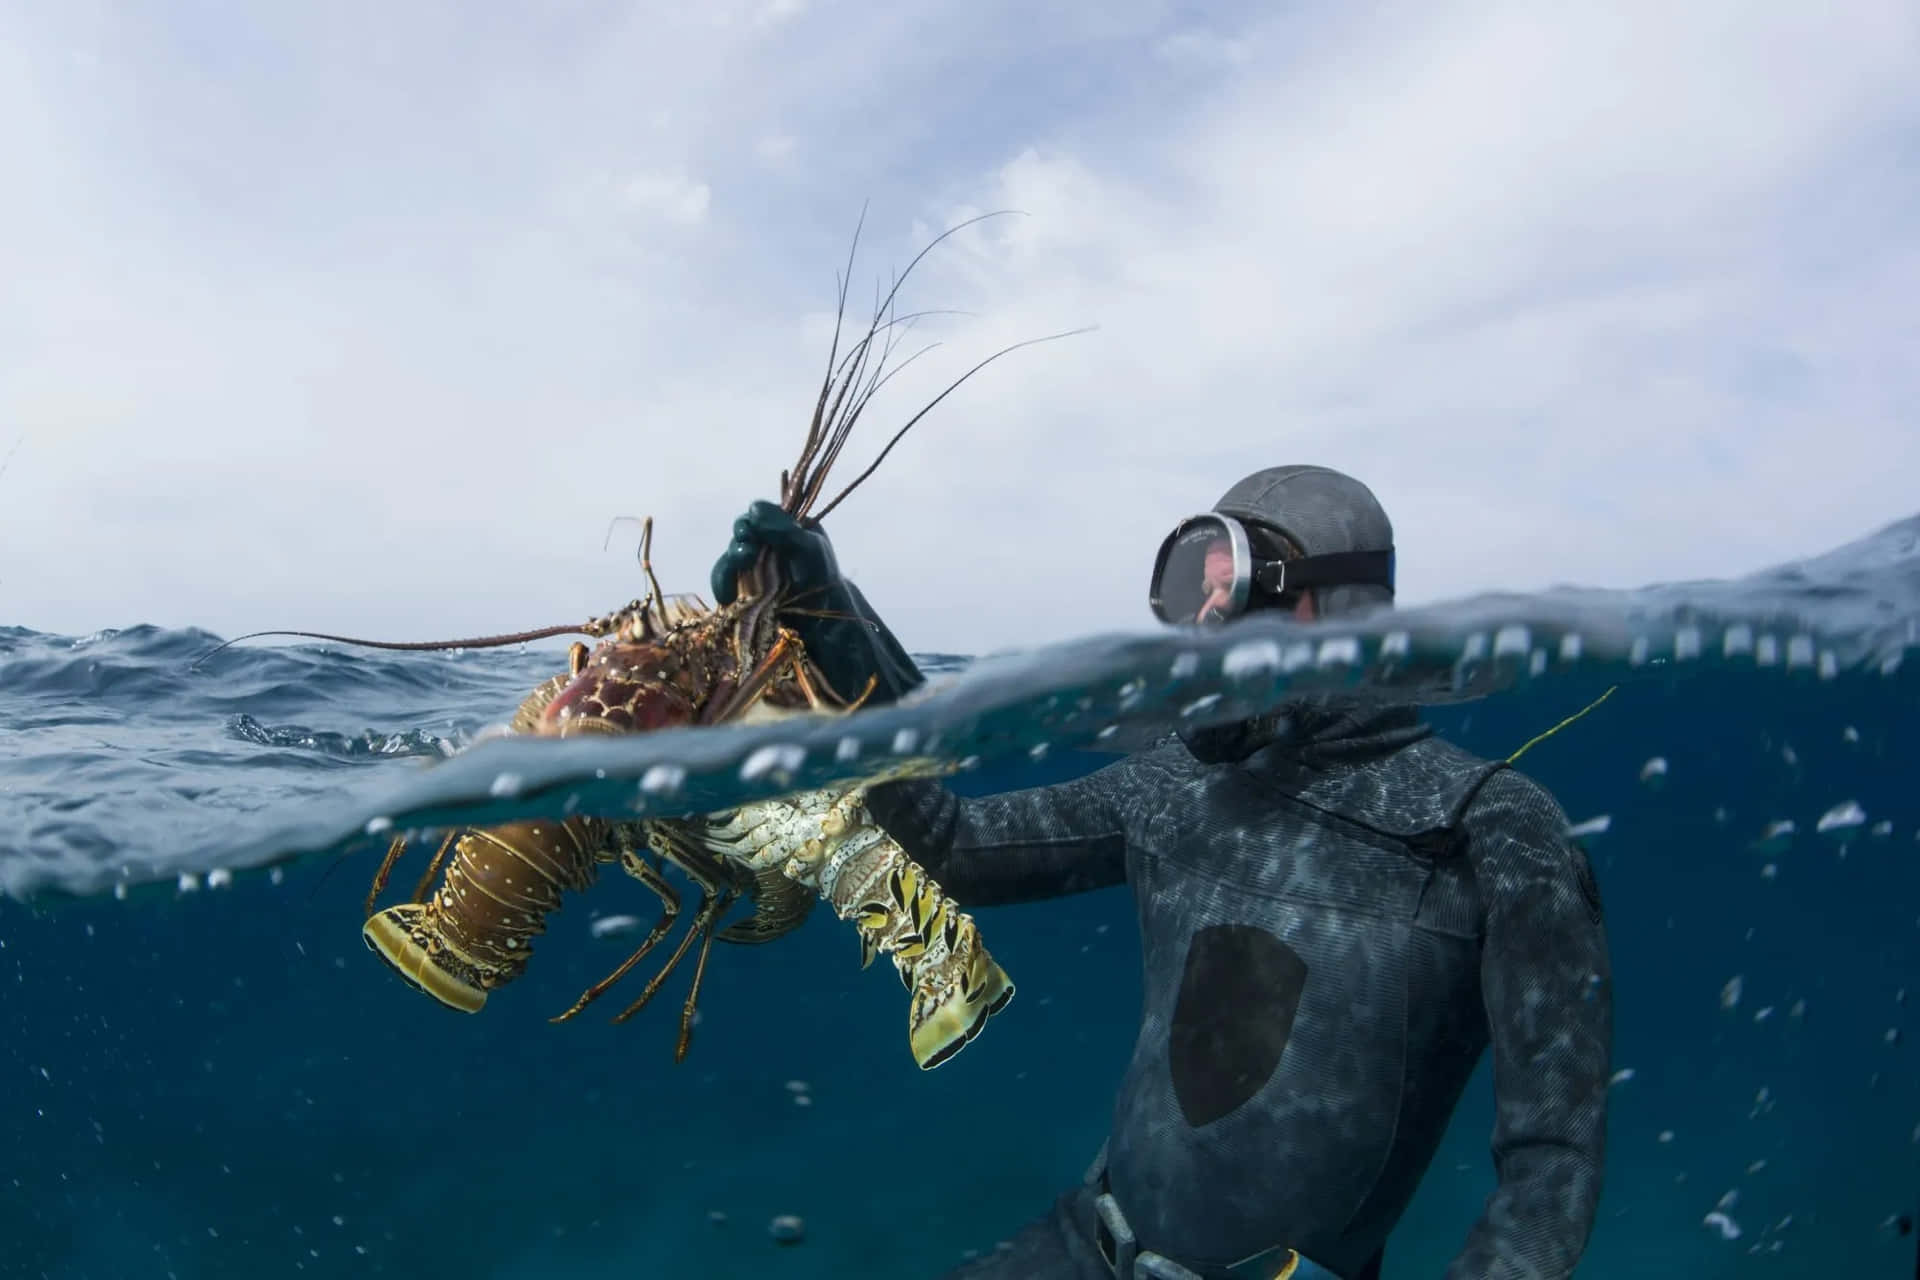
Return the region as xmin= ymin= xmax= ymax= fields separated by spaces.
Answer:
xmin=1150 ymin=516 xmax=1242 ymax=625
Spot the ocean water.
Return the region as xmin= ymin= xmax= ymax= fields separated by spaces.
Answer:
xmin=3 ymin=515 xmax=1918 ymax=1279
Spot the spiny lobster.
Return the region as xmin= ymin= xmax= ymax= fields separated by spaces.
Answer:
xmin=206 ymin=213 xmax=1076 ymax=1069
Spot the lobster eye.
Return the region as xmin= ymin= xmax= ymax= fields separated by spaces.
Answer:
xmin=569 ymin=642 xmax=589 ymax=676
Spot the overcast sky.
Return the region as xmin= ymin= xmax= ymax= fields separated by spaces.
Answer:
xmin=2 ymin=1 xmax=1915 ymax=657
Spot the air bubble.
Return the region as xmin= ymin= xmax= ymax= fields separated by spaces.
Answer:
xmin=740 ymin=745 xmax=805 ymax=784
xmin=640 ymin=765 xmax=686 ymax=795
xmin=1703 ymin=1211 xmax=1742 ymax=1241
xmin=1817 ymin=800 xmax=1866 ymax=837
xmin=1222 ymin=640 xmax=1283 ymax=678
xmin=1316 ymin=636 xmax=1361 ymax=667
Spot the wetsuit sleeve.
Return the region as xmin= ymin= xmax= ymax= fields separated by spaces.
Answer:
xmin=1447 ymin=768 xmax=1612 ymax=1280
xmin=863 ymin=755 xmax=1154 ymax=906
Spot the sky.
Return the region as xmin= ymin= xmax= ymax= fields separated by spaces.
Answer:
xmin=2 ymin=0 xmax=1916 ymax=658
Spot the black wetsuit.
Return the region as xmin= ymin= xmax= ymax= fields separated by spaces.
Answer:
xmin=866 ymin=698 xmax=1613 ymax=1280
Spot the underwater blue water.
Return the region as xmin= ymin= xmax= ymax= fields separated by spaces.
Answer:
xmin=3 ymin=515 xmax=1919 ymax=1279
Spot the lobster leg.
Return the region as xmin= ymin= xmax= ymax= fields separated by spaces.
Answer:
xmin=550 ymin=851 xmax=682 ymax=1023
xmin=364 ymin=830 xmax=460 ymax=920
xmin=781 ymin=638 xmax=879 ymax=713
xmin=608 ymin=843 xmax=725 ymax=1025
xmin=407 ymin=831 xmax=460 ymax=905
xmin=704 ymin=627 xmax=804 ymax=724
xmin=365 ymin=835 xmax=410 ymax=919
xmin=843 ymin=674 xmax=882 ymax=713
xmin=609 ymin=826 xmax=742 ymax=1064
xmin=669 ymin=881 xmax=739 ymax=1062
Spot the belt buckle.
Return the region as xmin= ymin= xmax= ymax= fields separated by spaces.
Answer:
xmin=1231 ymin=1249 xmax=1304 ymax=1279
xmin=1093 ymin=1192 xmax=1138 ymax=1277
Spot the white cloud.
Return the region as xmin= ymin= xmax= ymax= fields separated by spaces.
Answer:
xmin=755 ymin=133 xmax=798 ymax=166
xmin=1154 ymin=29 xmax=1248 ymax=68
xmin=0 ymin=0 xmax=1914 ymax=659
xmin=756 ymin=0 xmax=808 ymax=27
xmin=620 ymin=172 xmax=713 ymax=225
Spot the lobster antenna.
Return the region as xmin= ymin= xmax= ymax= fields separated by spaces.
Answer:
xmin=786 ymin=210 xmax=1022 ymax=520
xmin=797 ymin=308 xmax=967 ymax=516
xmin=813 ymin=325 xmax=1095 ymax=521
xmin=803 ymin=275 xmax=918 ymax=515
xmin=605 ymin=515 xmax=669 ymax=631
xmin=189 ymin=623 xmax=588 ymax=672
xmin=787 ymin=204 xmax=868 ymax=509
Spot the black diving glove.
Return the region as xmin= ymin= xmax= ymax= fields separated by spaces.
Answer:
xmin=710 ymin=500 xmax=925 ymax=708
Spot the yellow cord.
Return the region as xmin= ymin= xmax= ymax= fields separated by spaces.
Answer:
xmin=1506 ymin=685 xmax=1618 ymax=764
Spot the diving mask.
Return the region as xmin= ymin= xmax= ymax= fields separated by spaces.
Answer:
xmin=1148 ymin=513 xmax=1395 ymax=626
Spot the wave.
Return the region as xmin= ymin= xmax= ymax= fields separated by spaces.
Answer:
xmin=2 ymin=514 xmax=1915 ymax=900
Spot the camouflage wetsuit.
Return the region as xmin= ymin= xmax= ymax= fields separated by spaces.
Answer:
xmin=706 ymin=467 xmax=1615 ymax=1280
xmin=866 ymin=697 xmax=1613 ymax=1280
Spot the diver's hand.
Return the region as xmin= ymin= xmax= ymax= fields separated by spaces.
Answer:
xmin=707 ymin=498 xmax=926 ymax=707
xmin=710 ymin=500 xmax=843 ymax=606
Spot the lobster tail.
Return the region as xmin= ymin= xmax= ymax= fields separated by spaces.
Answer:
xmin=808 ymin=798 xmax=1015 ymax=1070
xmin=362 ymin=816 xmax=608 ymax=1013
xmin=705 ymin=776 xmax=1016 ymax=1070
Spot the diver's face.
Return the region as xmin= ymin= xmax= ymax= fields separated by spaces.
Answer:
xmin=1194 ymin=538 xmax=1317 ymax=624
xmin=1197 ymin=540 xmax=1237 ymax=624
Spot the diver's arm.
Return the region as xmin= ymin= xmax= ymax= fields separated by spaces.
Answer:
xmin=711 ymin=499 xmax=1134 ymax=904
xmin=865 ymin=760 xmax=1144 ymax=906
xmin=1447 ymin=769 xmax=1612 ymax=1280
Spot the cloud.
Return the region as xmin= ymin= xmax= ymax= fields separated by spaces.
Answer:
xmin=0 ymin=0 xmax=1914 ymax=660
xmin=1153 ymin=29 xmax=1248 ymax=69
xmin=755 ymin=134 xmax=798 ymax=167
xmin=619 ymin=173 xmax=714 ymax=225
xmin=755 ymin=0 xmax=808 ymax=27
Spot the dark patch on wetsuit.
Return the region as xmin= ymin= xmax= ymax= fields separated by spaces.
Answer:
xmin=1168 ymin=924 xmax=1308 ymax=1128
xmin=1571 ymin=842 xmax=1604 ymax=922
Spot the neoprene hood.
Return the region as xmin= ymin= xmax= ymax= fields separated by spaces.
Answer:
xmin=1211 ymin=465 xmax=1397 ymax=619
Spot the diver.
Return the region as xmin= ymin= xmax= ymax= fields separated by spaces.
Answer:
xmin=709 ymin=465 xmax=1613 ymax=1280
